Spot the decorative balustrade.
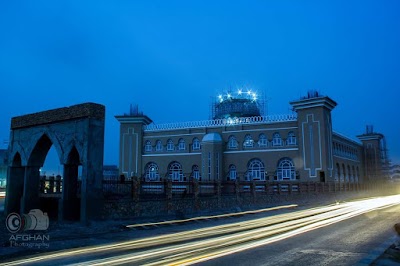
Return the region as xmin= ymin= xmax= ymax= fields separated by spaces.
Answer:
xmin=144 ymin=114 xmax=298 ymax=132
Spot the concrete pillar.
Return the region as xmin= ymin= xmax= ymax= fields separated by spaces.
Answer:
xmin=80 ymin=116 xmax=105 ymax=223
xmin=193 ymin=179 xmax=200 ymax=210
xmin=132 ymin=176 xmax=140 ymax=201
xmin=61 ymin=164 xmax=79 ymax=220
xmin=165 ymin=179 xmax=173 ymax=214
xmin=21 ymin=166 xmax=41 ymax=213
xmin=131 ymin=176 xmax=141 ymax=216
xmin=5 ymin=166 xmax=25 ymax=214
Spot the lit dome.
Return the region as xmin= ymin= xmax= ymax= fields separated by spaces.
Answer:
xmin=212 ymin=89 xmax=263 ymax=120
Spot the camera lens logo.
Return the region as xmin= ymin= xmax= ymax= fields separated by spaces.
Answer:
xmin=6 ymin=213 xmax=22 ymax=233
xmin=6 ymin=209 xmax=49 ymax=233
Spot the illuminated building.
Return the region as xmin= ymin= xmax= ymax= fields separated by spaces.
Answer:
xmin=116 ymin=90 xmax=388 ymax=183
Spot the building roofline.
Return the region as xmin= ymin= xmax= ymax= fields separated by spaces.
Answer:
xmin=143 ymin=114 xmax=297 ymax=132
xmin=333 ymin=131 xmax=362 ymax=146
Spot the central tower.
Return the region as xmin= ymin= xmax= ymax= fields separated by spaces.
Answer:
xmin=211 ymin=89 xmax=265 ymax=120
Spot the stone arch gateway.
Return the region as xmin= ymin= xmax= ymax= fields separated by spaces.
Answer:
xmin=5 ymin=103 xmax=105 ymax=222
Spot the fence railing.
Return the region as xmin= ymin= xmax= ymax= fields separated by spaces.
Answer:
xmin=102 ymin=179 xmax=377 ymax=200
xmin=37 ymin=177 xmax=386 ymax=200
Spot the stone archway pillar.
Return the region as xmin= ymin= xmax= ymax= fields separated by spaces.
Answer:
xmin=60 ymin=164 xmax=79 ymax=221
xmin=21 ymin=166 xmax=41 ymax=213
xmin=80 ymin=118 xmax=105 ymax=222
xmin=5 ymin=166 xmax=25 ymax=214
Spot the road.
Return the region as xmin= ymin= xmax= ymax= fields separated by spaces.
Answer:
xmin=203 ymin=202 xmax=400 ymax=266
xmin=1 ymin=195 xmax=400 ymax=266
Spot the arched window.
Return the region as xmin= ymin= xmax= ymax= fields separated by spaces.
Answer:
xmin=145 ymin=140 xmax=152 ymax=152
xmin=352 ymin=165 xmax=356 ymax=182
xmin=168 ymin=161 xmax=183 ymax=181
xmin=247 ymin=159 xmax=265 ymax=181
xmin=335 ymin=163 xmax=341 ymax=182
xmin=228 ymin=164 xmax=237 ymax=181
xmin=277 ymin=158 xmax=295 ymax=180
xmin=272 ymin=132 xmax=282 ymax=146
xmin=156 ymin=140 xmax=163 ymax=151
xmin=167 ymin=139 xmax=174 ymax=151
xmin=192 ymin=138 xmax=201 ymax=150
xmin=286 ymin=132 xmax=297 ymax=145
xmin=228 ymin=135 xmax=238 ymax=149
xmin=258 ymin=133 xmax=267 ymax=147
xmin=178 ymin=138 xmax=186 ymax=150
xmin=145 ymin=162 xmax=159 ymax=181
xmin=243 ymin=134 xmax=254 ymax=148
xmin=192 ymin=165 xmax=200 ymax=180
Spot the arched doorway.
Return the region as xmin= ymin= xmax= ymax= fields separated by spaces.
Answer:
xmin=24 ymin=134 xmax=63 ymax=220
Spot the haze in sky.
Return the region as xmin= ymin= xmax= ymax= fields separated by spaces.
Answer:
xmin=1 ymin=1 xmax=399 ymax=173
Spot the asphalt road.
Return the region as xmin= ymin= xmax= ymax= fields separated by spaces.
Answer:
xmin=2 ymin=196 xmax=400 ymax=266
xmin=202 ymin=204 xmax=400 ymax=266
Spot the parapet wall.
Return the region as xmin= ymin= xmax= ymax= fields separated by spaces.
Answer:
xmin=11 ymin=103 xmax=105 ymax=129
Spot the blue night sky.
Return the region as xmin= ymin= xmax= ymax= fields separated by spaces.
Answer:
xmin=1 ymin=1 xmax=399 ymax=173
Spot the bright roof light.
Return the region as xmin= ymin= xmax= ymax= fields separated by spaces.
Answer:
xmin=247 ymin=90 xmax=251 ymax=95
xmin=238 ymin=90 xmax=242 ymax=95
xmin=227 ymin=94 xmax=231 ymax=98
xmin=218 ymin=95 xmax=222 ymax=99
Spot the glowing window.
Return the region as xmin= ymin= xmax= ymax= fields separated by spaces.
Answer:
xmin=167 ymin=139 xmax=174 ymax=151
xmin=192 ymin=138 xmax=201 ymax=150
xmin=258 ymin=134 xmax=267 ymax=147
xmin=229 ymin=164 xmax=237 ymax=181
xmin=192 ymin=165 xmax=200 ymax=180
xmin=145 ymin=162 xmax=159 ymax=181
xmin=277 ymin=158 xmax=295 ymax=180
xmin=272 ymin=133 xmax=283 ymax=146
xmin=247 ymin=159 xmax=265 ymax=181
xmin=178 ymin=139 xmax=186 ymax=150
xmin=286 ymin=132 xmax=297 ymax=145
xmin=145 ymin=140 xmax=152 ymax=152
xmin=155 ymin=140 xmax=163 ymax=151
xmin=228 ymin=135 xmax=238 ymax=149
xmin=168 ymin=161 xmax=183 ymax=181
xmin=243 ymin=134 xmax=254 ymax=148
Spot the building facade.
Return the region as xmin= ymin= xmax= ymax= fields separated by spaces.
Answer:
xmin=116 ymin=92 xmax=388 ymax=184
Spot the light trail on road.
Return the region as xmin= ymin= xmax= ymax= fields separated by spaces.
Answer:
xmin=3 ymin=195 xmax=400 ymax=266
